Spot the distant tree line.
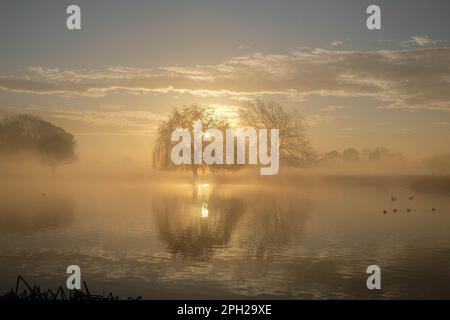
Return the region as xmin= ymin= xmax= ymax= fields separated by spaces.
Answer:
xmin=318 ymin=147 xmax=406 ymax=164
xmin=425 ymin=153 xmax=450 ymax=174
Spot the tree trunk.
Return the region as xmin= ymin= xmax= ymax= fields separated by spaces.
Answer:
xmin=192 ymin=165 xmax=198 ymax=179
xmin=192 ymin=165 xmax=198 ymax=199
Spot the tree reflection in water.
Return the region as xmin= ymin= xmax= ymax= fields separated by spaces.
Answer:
xmin=242 ymin=194 xmax=311 ymax=260
xmin=152 ymin=183 xmax=246 ymax=257
xmin=152 ymin=183 xmax=312 ymax=260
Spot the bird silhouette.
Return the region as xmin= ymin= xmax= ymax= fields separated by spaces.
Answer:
xmin=393 ymin=209 xmax=397 ymax=213
xmin=408 ymin=195 xmax=414 ymax=201
xmin=391 ymin=195 xmax=397 ymax=201
xmin=383 ymin=210 xmax=387 ymax=214
xmin=406 ymin=208 xmax=411 ymax=212
xmin=432 ymin=208 xmax=436 ymax=212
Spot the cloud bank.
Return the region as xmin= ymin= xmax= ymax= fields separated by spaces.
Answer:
xmin=1 ymin=47 xmax=449 ymax=111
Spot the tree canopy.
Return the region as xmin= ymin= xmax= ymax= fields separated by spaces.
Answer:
xmin=238 ymin=100 xmax=316 ymax=167
xmin=153 ymin=101 xmax=316 ymax=178
xmin=0 ymin=114 xmax=76 ymax=172
xmin=152 ymin=105 xmax=233 ymax=178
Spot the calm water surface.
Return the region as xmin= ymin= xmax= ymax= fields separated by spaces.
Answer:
xmin=0 ymin=177 xmax=449 ymax=299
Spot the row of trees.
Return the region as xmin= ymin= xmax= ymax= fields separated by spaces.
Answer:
xmin=426 ymin=154 xmax=450 ymax=174
xmin=2 ymin=100 xmax=313 ymax=177
xmin=319 ymin=147 xmax=450 ymax=174
xmin=2 ymin=103 xmax=449 ymax=176
xmin=319 ymin=147 xmax=406 ymax=164
xmin=152 ymin=100 xmax=316 ymax=177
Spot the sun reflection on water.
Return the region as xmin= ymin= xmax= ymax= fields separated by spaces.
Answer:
xmin=201 ymin=202 xmax=209 ymax=218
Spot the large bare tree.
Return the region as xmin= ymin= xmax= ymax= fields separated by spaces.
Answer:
xmin=152 ymin=104 xmax=235 ymax=179
xmin=238 ymin=100 xmax=315 ymax=167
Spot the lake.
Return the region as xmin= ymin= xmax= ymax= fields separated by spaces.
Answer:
xmin=0 ymin=175 xmax=449 ymax=299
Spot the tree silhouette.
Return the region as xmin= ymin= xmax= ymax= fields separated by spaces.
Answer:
xmin=342 ymin=148 xmax=360 ymax=163
xmin=0 ymin=114 xmax=76 ymax=173
xmin=152 ymin=105 xmax=237 ymax=179
xmin=238 ymin=100 xmax=315 ymax=167
xmin=426 ymin=153 xmax=450 ymax=175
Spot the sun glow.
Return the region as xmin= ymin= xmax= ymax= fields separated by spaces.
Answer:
xmin=210 ymin=104 xmax=240 ymax=127
xmin=201 ymin=202 xmax=209 ymax=218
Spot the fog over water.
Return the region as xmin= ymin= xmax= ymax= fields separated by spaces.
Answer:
xmin=0 ymin=159 xmax=449 ymax=299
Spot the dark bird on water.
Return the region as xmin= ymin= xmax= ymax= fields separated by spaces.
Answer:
xmin=432 ymin=208 xmax=436 ymax=212
xmin=393 ymin=209 xmax=397 ymax=213
xmin=406 ymin=208 xmax=411 ymax=212
xmin=391 ymin=195 xmax=397 ymax=201
xmin=409 ymin=195 xmax=414 ymax=201
xmin=383 ymin=210 xmax=387 ymax=214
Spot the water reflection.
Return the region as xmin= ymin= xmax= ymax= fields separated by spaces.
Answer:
xmin=0 ymin=194 xmax=74 ymax=234
xmin=242 ymin=194 xmax=311 ymax=260
xmin=200 ymin=202 xmax=209 ymax=219
xmin=152 ymin=183 xmax=312 ymax=260
xmin=1 ymin=178 xmax=450 ymax=299
xmin=152 ymin=184 xmax=246 ymax=257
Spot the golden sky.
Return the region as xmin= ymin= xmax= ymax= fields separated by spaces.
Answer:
xmin=1 ymin=1 xmax=449 ymax=161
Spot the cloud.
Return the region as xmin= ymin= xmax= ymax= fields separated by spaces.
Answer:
xmin=330 ymin=41 xmax=344 ymax=47
xmin=340 ymin=127 xmax=358 ymax=132
xmin=1 ymin=47 xmax=450 ymax=111
xmin=432 ymin=122 xmax=450 ymax=126
xmin=399 ymin=36 xmax=445 ymax=47
xmin=321 ymin=105 xmax=346 ymax=112
xmin=305 ymin=114 xmax=334 ymax=126
xmin=0 ymin=105 xmax=165 ymax=136
xmin=396 ymin=128 xmax=414 ymax=133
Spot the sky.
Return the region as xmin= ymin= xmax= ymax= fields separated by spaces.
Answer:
xmin=0 ymin=0 xmax=449 ymax=162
